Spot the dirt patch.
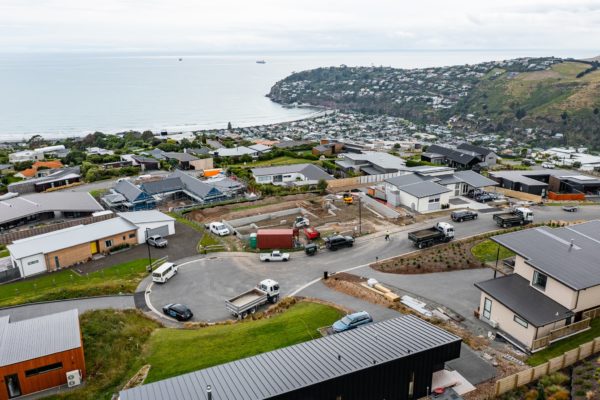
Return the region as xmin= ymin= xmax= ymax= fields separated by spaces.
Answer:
xmin=372 ymin=239 xmax=485 ymax=274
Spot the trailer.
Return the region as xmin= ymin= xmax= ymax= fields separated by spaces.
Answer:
xmin=408 ymin=222 xmax=455 ymax=249
xmin=225 ymin=279 xmax=280 ymax=319
xmin=493 ymin=207 xmax=534 ymax=228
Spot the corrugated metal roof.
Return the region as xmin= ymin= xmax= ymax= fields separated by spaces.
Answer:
xmin=7 ymin=217 xmax=138 ymax=259
xmin=475 ymin=275 xmax=572 ymax=327
xmin=251 ymin=164 xmax=333 ymax=181
xmin=399 ymin=181 xmax=452 ymax=198
xmin=119 ymin=315 xmax=460 ymax=400
xmin=342 ymin=151 xmax=406 ymax=170
xmin=141 ymin=177 xmax=184 ymax=195
xmin=492 ymin=221 xmax=600 ymax=290
xmin=115 ymin=180 xmax=146 ymax=202
xmin=454 ymin=170 xmax=498 ymax=188
xmin=170 ymin=170 xmax=222 ymax=199
xmin=163 ymin=152 xmax=199 ymax=162
xmin=0 ymin=309 xmax=81 ymax=367
xmin=0 ymin=192 xmax=103 ymax=225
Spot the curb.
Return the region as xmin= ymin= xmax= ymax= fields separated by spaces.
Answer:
xmin=0 ymin=294 xmax=134 ymax=311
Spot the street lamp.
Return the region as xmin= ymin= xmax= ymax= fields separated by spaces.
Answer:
xmin=146 ymin=228 xmax=152 ymax=273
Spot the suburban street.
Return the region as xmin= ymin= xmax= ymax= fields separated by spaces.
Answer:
xmin=145 ymin=204 xmax=600 ymax=323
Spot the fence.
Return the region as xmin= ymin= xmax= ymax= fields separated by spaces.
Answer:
xmin=327 ymin=172 xmax=404 ymax=189
xmin=547 ymin=191 xmax=586 ymax=201
xmin=495 ymin=337 xmax=600 ymax=396
xmin=0 ymin=267 xmax=21 ymax=284
xmin=0 ymin=212 xmax=116 ymax=245
xmin=491 ymin=187 xmax=542 ymax=203
xmin=583 ymin=306 xmax=600 ymax=320
xmin=531 ymin=318 xmax=591 ymax=351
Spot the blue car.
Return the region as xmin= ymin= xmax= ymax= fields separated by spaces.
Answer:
xmin=332 ymin=311 xmax=373 ymax=333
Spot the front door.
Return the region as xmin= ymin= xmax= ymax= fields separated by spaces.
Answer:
xmin=90 ymin=241 xmax=98 ymax=254
xmin=4 ymin=374 xmax=21 ymax=398
xmin=54 ymin=256 xmax=60 ymax=269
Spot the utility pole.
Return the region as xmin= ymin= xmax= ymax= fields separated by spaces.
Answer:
xmin=494 ymin=246 xmax=500 ymax=279
xmin=146 ymin=228 xmax=152 ymax=273
xmin=358 ymin=196 xmax=362 ymax=235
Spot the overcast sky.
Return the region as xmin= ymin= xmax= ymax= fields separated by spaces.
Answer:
xmin=1 ymin=0 xmax=599 ymax=53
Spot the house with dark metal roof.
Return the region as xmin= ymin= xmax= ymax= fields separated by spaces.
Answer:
xmin=252 ymin=164 xmax=334 ymax=186
xmin=0 ymin=309 xmax=85 ymax=400
xmin=456 ymin=143 xmax=498 ymax=165
xmin=475 ymin=221 xmax=600 ymax=352
xmin=103 ymin=180 xmax=156 ymax=211
xmin=422 ymin=143 xmax=497 ymax=170
xmin=335 ymin=151 xmax=407 ymax=175
xmin=119 ymin=315 xmax=461 ymax=400
xmin=489 ymin=169 xmax=600 ymax=197
xmin=384 ymin=167 xmax=497 ymax=212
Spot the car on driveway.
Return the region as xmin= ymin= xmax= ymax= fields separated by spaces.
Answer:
xmin=324 ymin=235 xmax=354 ymax=250
xmin=332 ymin=311 xmax=373 ymax=333
xmin=562 ymin=205 xmax=578 ymax=212
xmin=209 ymin=222 xmax=231 ymax=236
xmin=162 ymin=303 xmax=193 ymax=321
xmin=147 ymin=234 xmax=168 ymax=248
xmin=451 ymin=210 xmax=478 ymax=222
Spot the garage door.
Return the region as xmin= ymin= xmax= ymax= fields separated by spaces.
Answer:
xmin=146 ymin=225 xmax=169 ymax=239
xmin=428 ymin=197 xmax=441 ymax=211
xmin=21 ymin=254 xmax=46 ymax=277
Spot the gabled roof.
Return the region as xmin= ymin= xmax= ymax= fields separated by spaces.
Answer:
xmin=386 ymin=173 xmax=452 ymax=198
xmin=341 ymin=151 xmax=406 ymax=171
xmin=457 ymin=143 xmax=496 ymax=157
xmin=251 ymin=164 xmax=334 ymax=181
xmin=0 ymin=309 xmax=81 ymax=367
xmin=131 ymin=155 xmax=159 ymax=164
xmin=170 ymin=170 xmax=223 ymax=199
xmin=426 ymin=145 xmax=480 ymax=166
xmin=248 ymin=144 xmax=271 ymax=152
xmin=115 ymin=180 xmax=149 ymax=203
xmin=492 ymin=221 xmax=600 ymax=290
xmin=163 ymin=152 xmax=199 ymax=162
xmin=9 ymin=167 xmax=80 ymax=189
xmin=454 ymin=170 xmax=498 ymax=188
xmin=475 ymin=274 xmax=572 ymax=327
xmin=7 ymin=217 xmax=137 ymax=259
xmin=140 ymin=177 xmax=183 ymax=195
xmin=214 ymin=146 xmax=257 ymax=157
xmin=118 ymin=210 xmax=175 ymax=224
xmin=119 ymin=315 xmax=460 ymax=400
xmin=0 ymin=192 xmax=103 ymax=225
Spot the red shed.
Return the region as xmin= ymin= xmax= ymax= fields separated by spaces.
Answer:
xmin=257 ymin=229 xmax=295 ymax=249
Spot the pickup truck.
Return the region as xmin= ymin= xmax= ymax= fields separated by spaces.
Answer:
xmin=147 ymin=234 xmax=168 ymax=248
xmin=259 ymin=250 xmax=290 ymax=262
xmin=493 ymin=207 xmax=534 ymax=228
xmin=408 ymin=222 xmax=454 ymax=249
xmin=225 ymin=279 xmax=280 ymax=319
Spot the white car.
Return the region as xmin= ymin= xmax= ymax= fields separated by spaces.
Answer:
xmin=209 ymin=222 xmax=230 ymax=236
xmin=541 ymin=162 xmax=555 ymax=169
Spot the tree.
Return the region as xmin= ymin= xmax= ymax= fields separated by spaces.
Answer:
xmin=13 ymin=161 xmax=33 ymax=171
xmin=227 ymin=122 xmax=232 ymax=131
xmin=141 ymin=130 xmax=155 ymax=142
xmin=239 ymin=154 xmax=253 ymax=163
xmin=572 ymin=161 xmax=582 ymax=169
xmin=560 ymin=111 xmax=568 ymax=121
xmin=27 ymin=134 xmax=46 ymax=149
xmin=201 ymin=133 xmax=207 ymax=144
xmin=393 ymin=143 xmax=401 ymax=149
xmin=594 ymin=107 xmax=599 ymax=115
xmin=515 ymin=108 xmax=527 ymax=120
xmin=317 ymin=179 xmax=328 ymax=193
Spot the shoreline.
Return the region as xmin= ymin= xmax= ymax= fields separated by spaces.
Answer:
xmin=0 ymin=106 xmax=329 ymax=143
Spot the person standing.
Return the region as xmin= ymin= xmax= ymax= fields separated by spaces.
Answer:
xmin=384 ymin=230 xmax=390 ymax=241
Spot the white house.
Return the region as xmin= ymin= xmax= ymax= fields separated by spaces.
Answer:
xmin=117 ymin=210 xmax=176 ymax=244
xmin=8 ymin=145 xmax=68 ymax=163
xmin=251 ymin=164 xmax=334 ymax=186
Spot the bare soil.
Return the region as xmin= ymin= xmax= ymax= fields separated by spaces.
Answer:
xmin=371 ymin=239 xmax=485 ymax=274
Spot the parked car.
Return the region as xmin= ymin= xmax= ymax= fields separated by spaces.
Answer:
xmin=162 ymin=303 xmax=193 ymax=321
xmin=147 ymin=234 xmax=168 ymax=248
xmin=451 ymin=210 xmax=478 ymax=222
xmin=324 ymin=235 xmax=354 ymax=251
xmin=562 ymin=205 xmax=578 ymax=212
xmin=259 ymin=250 xmax=290 ymax=262
xmin=542 ymin=162 xmax=555 ymax=169
xmin=332 ymin=311 xmax=373 ymax=333
xmin=209 ymin=222 xmax=231 ymax=236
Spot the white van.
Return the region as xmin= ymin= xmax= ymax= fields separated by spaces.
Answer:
xmin=152 ymin=262 xmax=178 ymax=283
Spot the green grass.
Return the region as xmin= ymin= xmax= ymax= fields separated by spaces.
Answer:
xmin=0 ymin=259 xmax=151 ymax=307
xmin=89 ymin=188 xmax=108 ymax=198
xmin=46 ymin=310 xmax=160 ymax=400
xmin=233 ymin=156 xmax=318 ymax=168
xmin=144 ymin=301 xmax=343 ymax=383
xmin=527 ymin=319 xmax=600 ymax=366
xmin=471 ymin=240 xmax=515 ymax=263
xmin=166 ymin=212 xmax=204 ymax=232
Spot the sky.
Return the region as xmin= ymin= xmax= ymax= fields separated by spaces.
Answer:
xmin=1 ymin=0 xmax=599 ymax=53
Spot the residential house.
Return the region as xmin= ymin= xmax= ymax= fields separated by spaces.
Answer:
xmin=489 ymin=169 xmax=600 ymax=197
xmin=103 ymin=180 xmax=156 ymax=210
xmin=212 ymin=146 xmax=258 ymax=158
xmin=162 ymin=152 xmax=200 ymax=170
xmin=251 ymin=164 xmax=334 ymax=186
xmin=7 ymin=217 xmax=138 ymax=277
xmin=456 ymin=143 xmax=498 ymax=166
xmin=421 ymin=145 xmax=482 ymax=170
xmin=117 ymin=210 xmax=176 ymax=244
xmin=8 ymin=145 xmax=68 ymax=163
xmin=248 ymin=144 xmax=272 ymax=155
xmin=119 ymin=315 xmax=461 ymax=400
xmin=385 ymin=167 xmax=497 ymax=212
xmin=0 ymin=310 xmax=85 ymax=400
xmin=8 ymin=167 xmax=81 ymax=194
xmin=475 ymin=221 xmax=600 ymax=352
xmin=85 ymin=147 xmax=114 ymax=156
xmin=14 ymin=160 xmax=64 ymax=179
xmin=0 ymin=192 xmax=104 ymax=231
xmin=335 ymin=151 xmax=407 ymax=175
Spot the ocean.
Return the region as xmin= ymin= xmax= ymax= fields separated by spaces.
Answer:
xmin=0 ymin=49 xmax=596 ymax=140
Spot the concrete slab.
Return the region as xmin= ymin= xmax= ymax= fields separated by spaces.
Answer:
xmin=432 ymin=369 xmax=475 ymax=396
xmin=447 ymin=344 xmax=496 ymax=385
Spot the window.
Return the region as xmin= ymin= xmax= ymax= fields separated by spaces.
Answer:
xmin=25 ymin=362 xmax=63 ymax=377
xmin=122 ymin=236 xmax=126 ymax=240
xmin=128 ymin=233 xmax=136 ymax=239
xmin=532 ymin=271 xmax=547 ymax=290
xmin=105 ymin=239 xmax=113 ymax=248
xmin=428 ymin=197 xmax=440 ymax=203
xmin=514 ymin=315 xmax=529 ymax=328
xmin=27 ymin=260 xmax=39 ymax=266
xmin=483 ymin=298 xmax=492 ymax=320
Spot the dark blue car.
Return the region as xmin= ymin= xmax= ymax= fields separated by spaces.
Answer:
xmin=332 ymin=311 xmax=373 ymax=333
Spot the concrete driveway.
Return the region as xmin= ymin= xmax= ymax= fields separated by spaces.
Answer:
xmin=0 ymin=295 xmax=134 ymax=322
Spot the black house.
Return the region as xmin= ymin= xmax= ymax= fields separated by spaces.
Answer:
xmin=119 ymin=315 xmax=462 ymax=400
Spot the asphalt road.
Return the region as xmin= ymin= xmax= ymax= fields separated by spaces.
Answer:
xmin=0 ymin=295 xmax=135 ymax=322
xmin=147 ymin=204 xmax=600 ymax=323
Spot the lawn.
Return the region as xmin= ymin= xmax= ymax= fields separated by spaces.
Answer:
xmin=143 ymin=301 xmax=343 ymax=383
xmin=0 ymin=259 xmax=151 ymax=307
xmin=471 ymin=239 xmax=515 ymax=263
xmin=198 ymin=232 xmax=225 ymax=252
xmin=89 ymin=188 xmax=108 ymax=198
xmin=527 ymin=318 xmax=600 ymax=366
xmin=46 ymin=310 xmax=160 ymax=400
xmin=235 ymin=156 xmax=318 ymax=168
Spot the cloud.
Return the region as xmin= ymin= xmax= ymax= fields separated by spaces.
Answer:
xmin=0 ymin=0 xmax=598 ymax=53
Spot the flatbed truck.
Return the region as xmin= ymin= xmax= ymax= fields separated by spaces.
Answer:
xmin=408 ymin=222 xmax=455 ymax=249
